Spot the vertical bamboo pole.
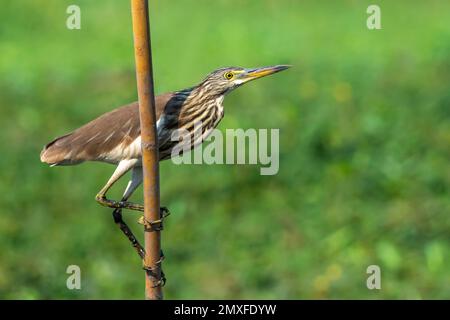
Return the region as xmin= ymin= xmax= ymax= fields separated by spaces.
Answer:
xmin=130 ymin=0 xmax=163 ymax=300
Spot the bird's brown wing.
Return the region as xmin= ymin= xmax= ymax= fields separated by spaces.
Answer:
xmin=40 ymin=93 xmax=174 ymax=165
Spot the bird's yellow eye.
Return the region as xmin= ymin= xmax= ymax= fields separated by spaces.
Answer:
xmin=224 ymin=71 xmax=234 ymax=80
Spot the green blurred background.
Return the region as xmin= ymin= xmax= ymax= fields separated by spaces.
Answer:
xmin=0 ymin=0 xmax=449 ymax=299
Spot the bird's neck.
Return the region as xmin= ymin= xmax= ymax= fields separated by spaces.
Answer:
xmin=179 ymin=85 xmax=224 ymax=111
xmin=174 ymin=86 xmax=225 ymax=129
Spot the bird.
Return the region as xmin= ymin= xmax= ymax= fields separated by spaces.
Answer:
xmin=40 ymin=65 xmax=290 ymax=257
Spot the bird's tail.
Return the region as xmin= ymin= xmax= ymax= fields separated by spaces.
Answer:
xmin=40 ymin=133 xmax=81 ymax=166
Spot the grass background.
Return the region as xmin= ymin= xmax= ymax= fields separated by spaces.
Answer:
xmin=0 ymin=0 xmax=449 ymax=299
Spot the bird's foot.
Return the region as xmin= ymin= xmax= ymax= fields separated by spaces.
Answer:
xmin=138 ymin=207 xmax=170 ymax=231
xmin=142 ymin=250 xmax=166 ymax=287
xmin=96 ymin=194 xmax=144 ymax=212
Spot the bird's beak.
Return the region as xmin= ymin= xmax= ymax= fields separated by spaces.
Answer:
xmin=239 ymin=65 xmax=291 ymax=82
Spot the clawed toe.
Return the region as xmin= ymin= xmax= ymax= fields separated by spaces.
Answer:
xmin=137 ymin=207 xmax=170 ymax=231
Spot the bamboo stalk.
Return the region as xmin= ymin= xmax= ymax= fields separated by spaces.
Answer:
xmin=130 ymin=0 xmax=163 ymax=300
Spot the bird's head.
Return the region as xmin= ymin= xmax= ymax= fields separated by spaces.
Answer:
xmin=198 ymin=65 xmax=291 ymax=97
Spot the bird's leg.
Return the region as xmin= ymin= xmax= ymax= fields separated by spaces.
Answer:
xmin=120 ymin=168 xmax=170 ymax=231
xmin=112 ymin=208 xmax=145 ymax=259
xmin=119 ymin=167 xmax=168 ymax=284
xmin=99 ymin=163 xmax=169 ymax=283
xmin=94 ymin=161 xmax=145 ymax=258
xmin=95 ymin=161 xmax=144 ymax=212
xmin=112 ymin=167 xmax=168 ymax=261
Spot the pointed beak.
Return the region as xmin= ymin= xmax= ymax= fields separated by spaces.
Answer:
xmin=239 ymin=65 xmax=291 ymax=82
